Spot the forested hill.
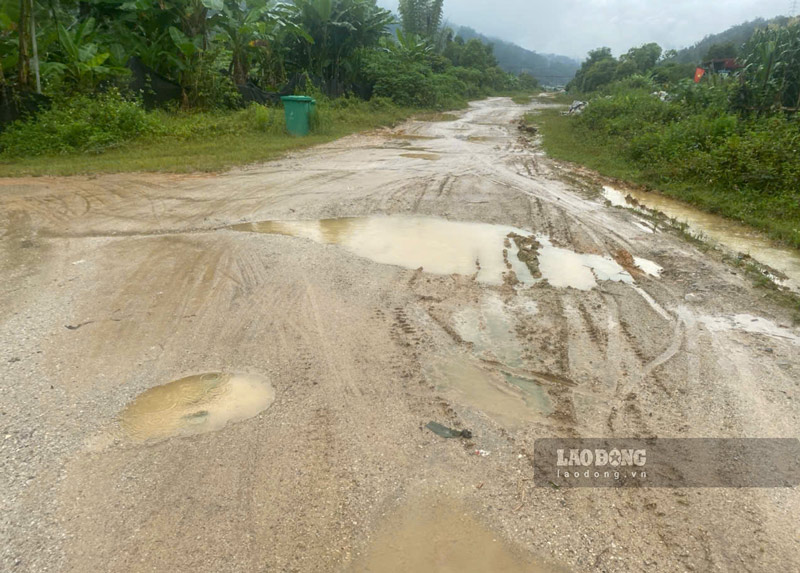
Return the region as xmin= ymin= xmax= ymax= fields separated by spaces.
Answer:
xmin=672 ymin=16 xmax=797 ymax=63
xmin=454 ymin=27 xmax=580 ymax=86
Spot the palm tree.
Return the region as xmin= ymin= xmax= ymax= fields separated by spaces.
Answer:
xmin=290 ymin=0 xmax=391 ymax=92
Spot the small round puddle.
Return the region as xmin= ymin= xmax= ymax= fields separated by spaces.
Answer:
xmin=120 ymin=372 xmax=275 ymax=441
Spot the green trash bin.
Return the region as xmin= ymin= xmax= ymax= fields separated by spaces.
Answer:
xmin=281 ymin=95 xmax=316 ymax=136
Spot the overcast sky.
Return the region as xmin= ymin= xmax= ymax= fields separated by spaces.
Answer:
xmin=377 ymin=0 xmax=792 ymax=59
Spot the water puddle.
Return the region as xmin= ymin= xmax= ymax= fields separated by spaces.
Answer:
xmin=537 ymin=236 xmax=632 ymax=290
xmin=231 ymin=217 xmax=534 ymax=286
xmin=349 ymin=497 xmax=559 ymax=573
xmin=401 ymin=152 xmax=441 ymax=161
xmin=445 ymin=295 xmax=552 ymax=423
xmin=232 ymin=216 xmax=659 ymax=291
xmin=602 ymin=185 xmax=631 ymax=208
xmin=698 ymin=314 xmax=800 ymax=345
xmin=427 ymin=358 xmax=549 ymax=426
xmin=453 ymin=295 xmax=524 ymax=367
xmin=633 ymin=256 xmax=663 ymax=277
xmin=602 ymin=185 xmax=800 ymax=290
xmin=120 ymin=373 xmax=275 ymax=441
xmin=503 ymin=373 xmax=552 ymax=414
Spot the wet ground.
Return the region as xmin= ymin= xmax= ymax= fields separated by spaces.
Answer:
xmin=2 ymin=97 xmax=799 ymax=572
xmin=601 ymin=184 xmax=800 ymax=291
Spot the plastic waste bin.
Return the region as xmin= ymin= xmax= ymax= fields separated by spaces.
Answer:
xmin=281 ymin=95 xmax=316 ymax=136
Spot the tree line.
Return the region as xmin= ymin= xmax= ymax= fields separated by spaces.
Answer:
xmin=1 ymin=0 xmax=538 ymax=110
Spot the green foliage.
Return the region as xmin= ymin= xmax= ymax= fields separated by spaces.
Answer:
xmin=362 ymin=32 xmax=521 ymax=109
xmin=0 ymin=94 xmax=416 ymax=175
xmin=536 ymin=88 xmax=800 ymax=247
xmin=363 ymin=49 xmax=464 ymax=108
xmin=669 ymin=18 xmax=785 ymax=64
xmin=733 ymin=22 xmax=800 ymax=114
xmin=705 ymin=42 xmax=738 ymax=60
xmin=569 ymin=44 xmax=665 ymax=93
xmin=43 ymin=17 xmax=129 ymax=91
xmin=243 ymin=102 xmax=287 ymax=134
xmin=568 ymin=47 xmax=615 ymax=92
xmin=620 ymin=43 xmax=662 ymax=74
xmin=557 ymin=20 xmax=800 ymax=248
xmin=398 ymin=0 xmax=444 ymax=40
xmin=287 ymin=0 xmax=393 ymax=92
xmin=0 ymin=89 xmax=156 ymax=156
xmin=518 ymin=72 xmax=539 ymax=91
xmin=1 ymin=0 xmax=557 ymax=162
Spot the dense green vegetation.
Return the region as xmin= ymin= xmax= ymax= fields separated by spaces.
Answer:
xmin=0 ymin=95 xmax=417 ymax=175
xmin=537 ymin=19 xmax=800 ymax=249
xmin=669 ymin=16 xmax=795 ymax=64
xmin=0 ymin=0 xmax=539 ymax=173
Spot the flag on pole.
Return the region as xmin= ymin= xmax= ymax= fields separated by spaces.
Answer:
xmin=694 ymin=67 xmax=706 ymax=83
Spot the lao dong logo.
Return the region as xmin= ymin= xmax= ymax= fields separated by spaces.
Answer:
xmin=556 ymin=448 xmax=647 ymax=480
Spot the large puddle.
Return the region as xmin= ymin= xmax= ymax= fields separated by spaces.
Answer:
xmin=603 ymin=185 xmax=800 ymax=290
xmin=120 ymin=373 xmax=275 ymax=441
xmin=349 ymin=497 xmax=559 ymax=572
xmin=232 ymin=217 xmax=534 ymax=285
xmin=232 ymin=216 xmax=659 ymax=290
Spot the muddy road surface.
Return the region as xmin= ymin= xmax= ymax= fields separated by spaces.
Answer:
xmin=2 ymin=98 xmax=799 ymax=572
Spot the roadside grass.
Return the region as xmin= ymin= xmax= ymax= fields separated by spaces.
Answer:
xmin=530 ymin=108 xmax=800 ymax=321
xmin=0 ymin=99 xmax=415 ymax=176
xmin=526 ymin=109 xmax=641 ymax=180
xmin=511 ymin=95 xmax=533 ymax=105
xmin=527 ymin=108 xmax=800 ymax=249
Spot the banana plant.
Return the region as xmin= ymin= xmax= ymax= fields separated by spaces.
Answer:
xmin=385 ymin=28 xmax=431 ymax=63
xmin=215 ymin=0 xmax=311 ymax=85
xmin=43 ymin=18 xmax=127 ymax=91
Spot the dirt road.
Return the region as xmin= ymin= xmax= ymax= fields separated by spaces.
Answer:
xmin=2 ymin=98 xmax=799 ymax=572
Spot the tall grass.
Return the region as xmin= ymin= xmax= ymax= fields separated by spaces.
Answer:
xmin=529 ymin=96 xmax=800 ymax=249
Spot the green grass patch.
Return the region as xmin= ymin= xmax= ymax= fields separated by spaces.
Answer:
xmin=528 ymin=107 xmax=800 ymax=249
xmin=0 ymin=97 xmax=417 ymax=176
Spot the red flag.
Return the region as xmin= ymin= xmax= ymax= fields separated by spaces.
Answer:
xmin=694 ymin=67 xmax=706 ymax=83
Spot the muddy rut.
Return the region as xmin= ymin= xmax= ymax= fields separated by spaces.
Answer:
xmin=1 ymin=98 xmax=799 ymax=572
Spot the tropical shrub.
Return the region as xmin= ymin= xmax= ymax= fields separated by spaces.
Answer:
xmin=0 ymin=89 xmax=156 ymax=156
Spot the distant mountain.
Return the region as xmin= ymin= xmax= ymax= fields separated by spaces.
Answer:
xmin=454 ymin=27 xmax=580 ymax=86
xmin=671 ymin=16 xmax=796 ymax=63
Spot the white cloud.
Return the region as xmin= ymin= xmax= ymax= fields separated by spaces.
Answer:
xmin=377 ymin=0 xmax=790 ymax=59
